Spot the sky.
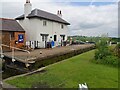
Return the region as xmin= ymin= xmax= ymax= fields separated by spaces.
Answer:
xmin=0 ymin=0 xmax=119 ymax=37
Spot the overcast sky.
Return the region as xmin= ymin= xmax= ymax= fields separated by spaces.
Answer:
xmin=0 ymin=0 xmax=119 ymax=37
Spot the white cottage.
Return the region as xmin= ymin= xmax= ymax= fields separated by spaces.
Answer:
xmin=16 ymin=0 xmax=70 ymax=48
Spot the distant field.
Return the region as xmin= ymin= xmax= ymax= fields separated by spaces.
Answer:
xmin=6 ymin=50 xmax=118 ymax=88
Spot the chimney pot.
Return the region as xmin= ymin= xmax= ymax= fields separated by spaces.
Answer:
xmin=57 ymin=10 xmax=62 ymax=18
xmin=60 ymin=10 xmax=61 ymax=14
xmin=57 ymin=10 xmax=59 ymax=15
xmin=26 ymin=0 xmax=30 ymax=3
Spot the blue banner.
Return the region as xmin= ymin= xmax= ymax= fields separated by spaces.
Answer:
xmin=18 ymin=34 xmax=24 ymax=43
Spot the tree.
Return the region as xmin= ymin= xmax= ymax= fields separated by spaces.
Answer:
xmin=115 ymin=42 xmax=120 ymax=58
xmin=95 ymin=35 xmax=110 ymax=60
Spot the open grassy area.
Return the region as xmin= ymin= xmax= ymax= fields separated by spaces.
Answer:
xmin=6 ymin=50 xmax=118 ymax=88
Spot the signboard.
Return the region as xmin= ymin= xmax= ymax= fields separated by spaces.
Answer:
xmin=18 ymin=34 xmax=24 ymax=43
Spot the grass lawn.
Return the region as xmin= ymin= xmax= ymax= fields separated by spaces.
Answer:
xmin=5 ymin=50 xmax=118 ymax=88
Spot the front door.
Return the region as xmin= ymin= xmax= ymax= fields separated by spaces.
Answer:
xmin=54 ymin=35 xmax=57 ymax=41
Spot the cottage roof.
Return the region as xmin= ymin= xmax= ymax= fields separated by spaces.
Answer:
xmin=15 ymin=9 xmax=70 ymax=25
xmin=0 ymin=18 xmax=25 ymax=32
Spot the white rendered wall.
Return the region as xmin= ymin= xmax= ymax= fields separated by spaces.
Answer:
xmin=24 ymin=3 xmax=32 ymax=17
xmin=18 ymin=17 xmax=69 ymax=47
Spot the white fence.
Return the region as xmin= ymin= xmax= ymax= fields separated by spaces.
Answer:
xmin=26 ymin=41 xmax=61 ymax=49
xmin=26 ymin=41 xmax=46 ymax=49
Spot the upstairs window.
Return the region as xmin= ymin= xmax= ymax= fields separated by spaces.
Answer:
xmin=61 ymin=24 xmax=64 ymax=29
xmin=43 ymin=21 xmax=47 ymax=26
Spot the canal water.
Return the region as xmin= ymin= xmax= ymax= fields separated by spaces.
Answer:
xmin=2 ymin=68 xmax=25 ymax=79
xmin=2 ymin=61 xmax=27 ymax=79
xmin=1 ymin=58 xmax=27 ymax=79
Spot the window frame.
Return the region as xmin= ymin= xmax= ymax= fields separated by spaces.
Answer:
xmin=60 ymin=35 xmax=65 ymax=41
xmin=41 ymin=34 xmax=49 ymax=41
xmin=43 ymin=20 xmax=47 ymax=26
xmin=61 ymin=24 xmax=64 ymax=29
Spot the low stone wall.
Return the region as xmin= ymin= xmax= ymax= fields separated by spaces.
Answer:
xmin=32 ymin=45 xmax=95 ymax=70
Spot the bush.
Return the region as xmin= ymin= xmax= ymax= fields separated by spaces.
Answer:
xmin=95 ymin=48 xmax=111 ymax=60
xmin=94 ymin=36 xmax=119 ymax=67
xmin=95 ymin=37 xmax=111 ymax=60
xmin=117 ymin=42 xmax=120 ymax=48
xmin=102 ymin=55 xmax=119 ymax=67
xmin=114 ymin=43 xmax=120 ymax=58
xmin=94 ymin=55 xmax=119 ymax=67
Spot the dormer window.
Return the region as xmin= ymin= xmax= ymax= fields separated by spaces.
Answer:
xmin=43 ymin=21 xmax=47 ymax=26
xmin=61 ymin=24 xmax=64 ymax=29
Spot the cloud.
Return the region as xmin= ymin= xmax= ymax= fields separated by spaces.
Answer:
xmin=62 ymin=4 xmax=118 ymax=37
xmin=0 ymin=0 xmax=118 ymax=37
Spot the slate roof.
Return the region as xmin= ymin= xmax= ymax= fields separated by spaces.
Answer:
xmin=15 ymin=9 xmax=70 ymax=25
xmin=0 ymin=18 xmax=25 ymax=32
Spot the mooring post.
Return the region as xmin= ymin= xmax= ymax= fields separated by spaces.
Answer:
xmin=12 ymin=48 xmax=15 ymax=62
xmin=0 ymin=45 xmax=4 ymax=58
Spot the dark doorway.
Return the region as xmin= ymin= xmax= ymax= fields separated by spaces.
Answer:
xmin=63 ymin=36 xmax=65 ymax=41
xmin=54 ymin=35 xmax=57 ymax=41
